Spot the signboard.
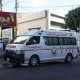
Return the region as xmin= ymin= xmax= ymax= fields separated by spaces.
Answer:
xmin=0 ymin=12 xmax=16 ymax=26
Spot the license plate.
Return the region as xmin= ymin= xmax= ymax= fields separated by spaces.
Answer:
xmin=6 ymin=58 xmax=10 ymax=61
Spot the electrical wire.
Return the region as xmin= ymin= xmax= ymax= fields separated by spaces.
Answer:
xmin=2 ymin=0 xmax=80 ymax=12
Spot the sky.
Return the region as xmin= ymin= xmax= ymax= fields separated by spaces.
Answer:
xmin=2 ymin=0 xmax=80 ymax=15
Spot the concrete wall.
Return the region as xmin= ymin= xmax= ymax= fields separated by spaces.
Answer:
xmin=18 ymin=18 xmax=47 ymax=35
xmin=18 ymin=11 xmax=46 ymax=23
xmin=17 ymin=11 xmax=47 ymax=34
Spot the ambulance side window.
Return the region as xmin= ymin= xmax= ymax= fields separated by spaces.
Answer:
xmin=43 ymin=37 xmax=58 ymax=45
xmin=27 ymin=36 xmax=40 ymax=45
xmin=43 ymin=37 xmax=49 ymax=45
xmin=71 ymin=38 xmax=76 ymax=45
xmin=59 ymin=37 xmax=64 ymax=45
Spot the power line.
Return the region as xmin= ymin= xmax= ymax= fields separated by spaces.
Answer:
xmin=3 ymin=0 xmax=15 ymax=12
xmin=3 ymin=1 xmax=10 ymax=5
xmin=3 ymin=0 xmax=80 ymax=12
xmin=18 ymin=4 xmax=80 ymax=9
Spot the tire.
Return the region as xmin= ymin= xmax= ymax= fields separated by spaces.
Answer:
xmin=29 ymin=55 xmax=39 ymax=67
xmin=65 ymin=54 xmax=72 ymax=63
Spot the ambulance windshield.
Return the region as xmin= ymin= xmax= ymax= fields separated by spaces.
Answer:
xmin=10 ymin=36 xmax=30 ymax=44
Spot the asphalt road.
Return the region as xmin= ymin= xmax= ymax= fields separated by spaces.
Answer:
xmin=0 ymin=57 xmax=80 ymax=80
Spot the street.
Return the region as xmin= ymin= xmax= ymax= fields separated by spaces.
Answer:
xmin=0 ymin=56 xmax=80 ymax=80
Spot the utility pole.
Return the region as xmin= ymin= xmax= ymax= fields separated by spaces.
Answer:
xmin=13 ymin=0 xmax=18 ymax=38
xmin=0 ymin=0 xmax=2 ymax=42
xmin=0 ymin=0 xmax=2 ymax=11
xmin=15 ymin=0 xmax=17 ymax=15
xmin=79 ymin=22 xmax=80 ymax=33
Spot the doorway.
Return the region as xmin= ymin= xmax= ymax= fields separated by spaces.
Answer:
xmin=1 ymin=27 xmax=14 ymax=49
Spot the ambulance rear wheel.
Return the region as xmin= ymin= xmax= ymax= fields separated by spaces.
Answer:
xmin=65 ymin=54 xmax=72 ymax=63
xmin=29 ymin=55 xmax=39 ymax=67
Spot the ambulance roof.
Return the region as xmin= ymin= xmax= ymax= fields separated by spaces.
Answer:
xmin=19 ymin=30 xmax=39 ymax=36
xmin=19 ymin=30 xmax=74 ymax=37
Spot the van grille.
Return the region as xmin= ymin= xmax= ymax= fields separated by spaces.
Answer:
xmin=6 ymin=50 xmax=16 ymax=54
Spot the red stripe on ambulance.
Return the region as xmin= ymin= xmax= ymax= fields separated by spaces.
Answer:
xmin=7 ymin=45 xmax=16 ymax=48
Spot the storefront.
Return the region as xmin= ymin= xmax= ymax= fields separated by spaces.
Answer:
xmin=0 ymin=12 xmax=16 ymax=50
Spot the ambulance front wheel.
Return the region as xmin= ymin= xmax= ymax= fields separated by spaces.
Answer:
xmin=29 ymin=55 xmax=40 ymax=67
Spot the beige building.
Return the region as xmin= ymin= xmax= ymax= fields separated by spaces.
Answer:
xmin=18 ymin=10 xmax=65 ymax=35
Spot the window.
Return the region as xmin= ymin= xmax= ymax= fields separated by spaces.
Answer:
xmin=53 ymin=37 xmax=58 ymax=45
xmin=27 ymin=36 xmax=40 ymax=45
xmin=43 ymin=37 xmax=49 ymax=45
xmin=67 ymin=38 xmax=71 ymax=45
xmin=64 ymin=37 xmax=76 ymax=45
xmin=43 ymin=36 xmax=76 ymax=46
xmin=71 ymin=38 xmax=76 ymax=45
xmin=64 ymin=38 xmax=71 ymax=45
xmin=10 ymin=36 xmax=30 ymax=44
xmin=59 ymin=37 xmax=64 ymax=45
xmin=64 ymin=38 xmax=68 ymax=45
xmin=48 ymin=37 xmax=53 ymax=45
xmin=43 ymin=37 xmax=58 ymax=45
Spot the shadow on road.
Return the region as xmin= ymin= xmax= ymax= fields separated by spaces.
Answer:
xmin=1 ymin=61 xmax=69 ymax=69
xmin=1 ymin=56 xmax=80 ymax=69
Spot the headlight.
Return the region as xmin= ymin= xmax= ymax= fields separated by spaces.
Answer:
xmin=16 ymin=50 xmax=24 ymax=54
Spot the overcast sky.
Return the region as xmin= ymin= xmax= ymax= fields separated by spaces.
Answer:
xmin=2 ymin=0 xmax=80 ymax=15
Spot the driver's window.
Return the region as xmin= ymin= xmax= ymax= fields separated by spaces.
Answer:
xmin=27 ymin=36 xmax=40 ymax=45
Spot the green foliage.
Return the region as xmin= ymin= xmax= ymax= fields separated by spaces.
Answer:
xmin=65 ymin=7 xmax=80 ymax=31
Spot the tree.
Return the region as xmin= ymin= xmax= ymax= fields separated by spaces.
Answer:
xmin=65 ymin=7 xmax=80 ymax=32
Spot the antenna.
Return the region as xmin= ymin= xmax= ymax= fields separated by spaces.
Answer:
xmin=28 ymin=27 xmax=41 ymax=30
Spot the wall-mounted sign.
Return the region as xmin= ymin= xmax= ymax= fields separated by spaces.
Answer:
xmin=0 ymin=12 xmax=16 ymax=26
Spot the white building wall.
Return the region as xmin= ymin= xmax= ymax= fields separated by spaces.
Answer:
xmin=18 ymin=11 xmax=47 ymax=34
xmin=18 ymin=11 xmax=46 ymax=23
xmin=50 ymin=16 xmax=64 ymax=24
xmin=48 ymin=11 xmax=65 ymax=30
xmin=18 ymin=18 xmax=47 ymax=35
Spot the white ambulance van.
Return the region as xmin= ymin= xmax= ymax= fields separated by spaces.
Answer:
xmin=4 ymin=29 xmax=78 ymax=66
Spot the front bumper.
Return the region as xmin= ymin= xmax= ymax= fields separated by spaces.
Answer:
xmin=4 ymin=53 xmax=24 ymax=64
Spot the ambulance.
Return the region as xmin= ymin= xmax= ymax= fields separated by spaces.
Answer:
xmin=4 ymin=29 xmax=78 ymax=66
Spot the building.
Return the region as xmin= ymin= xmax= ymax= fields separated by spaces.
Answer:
xmin=18 ymin=10 xmax=65 ymax=35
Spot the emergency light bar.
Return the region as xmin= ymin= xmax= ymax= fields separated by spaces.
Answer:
xmin=28 ymin=27 xmax=41 ymax=30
